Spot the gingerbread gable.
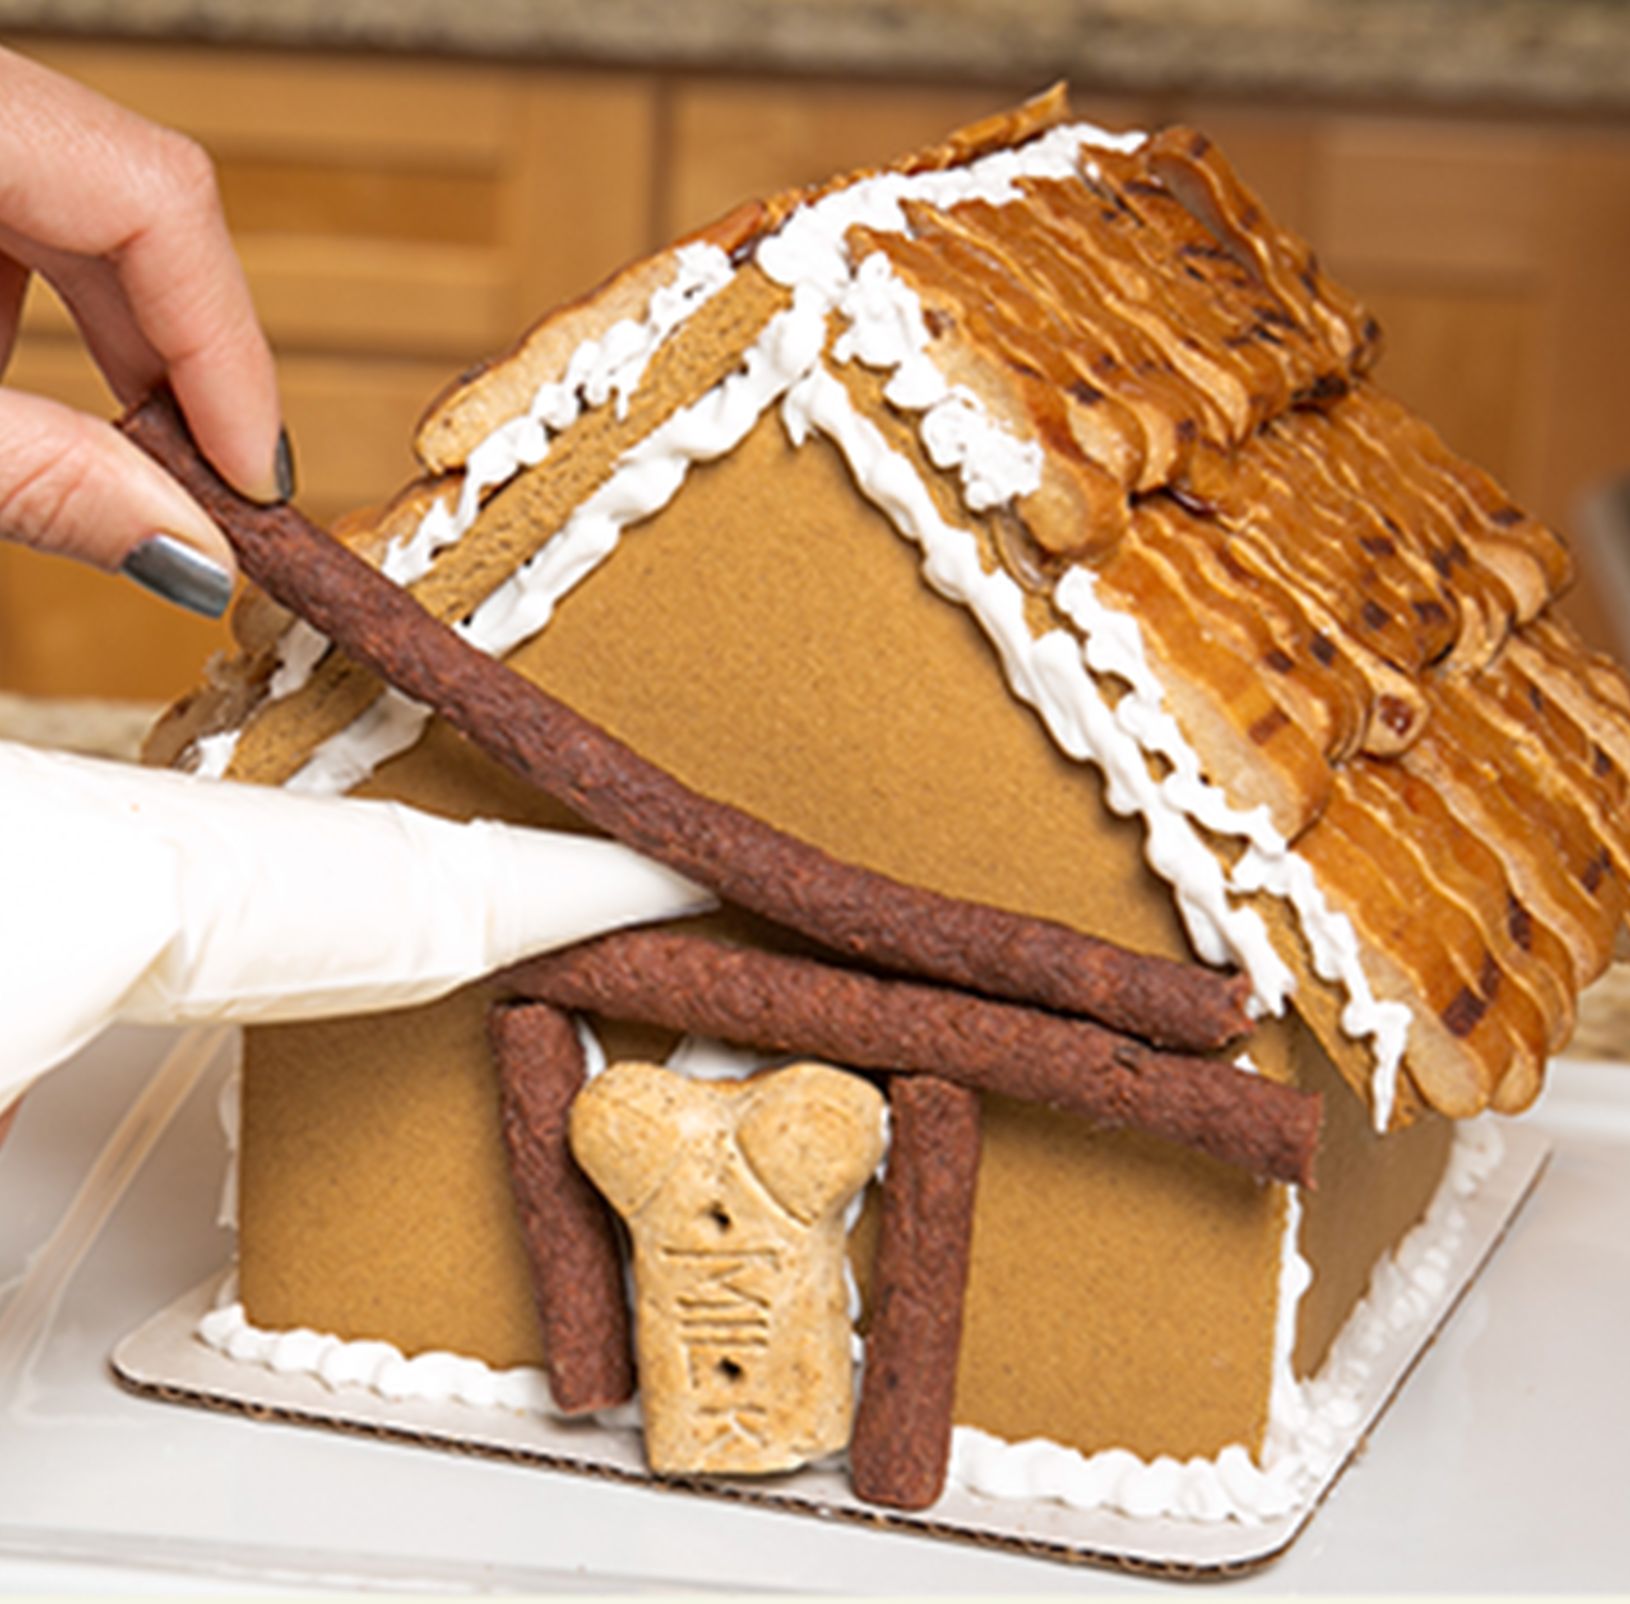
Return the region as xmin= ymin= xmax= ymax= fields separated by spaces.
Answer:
xmin=152 ymin=86 xmax=1629 ymax=1137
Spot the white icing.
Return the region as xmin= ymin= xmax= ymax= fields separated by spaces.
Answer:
xmin=390 ymin=242 xmax=733 ymax=593
xmin=216 ymin=243 xmax=734 ymax=778
xmin=458 ymin=292 xmax=828 ymax=666
xmin=284 ymin=686 xmax=430 ymax=797
xmin=1230 ymin=843 xmax=1412 ymax=1131
xmin=385 ymin=243 xmax=734 ymax=596
xmin=198 ymin=1291 xmax=561 ymax=1419
xmin=196 ymin=1118 xmax=1506 ymax=1529
xmin=756 ymin=120 xmax=1144 ymax=302
xmin=185 ymin=621 xmax=331 ymax=782
xmin=950 ymin=1120 xmax=1507 ymax=1523
xmin=662 ymin=1033 xmax=780 ymax=1083
xmin=575 ymin=1014 xmax=610 ymax=1083
xmin=266 ymin=620 xmax=330 ymax=702
xmin=918 ymin=390 xmax=1041 ymax=512
xmin=1264 ymin=1185 xmax=1314 ymax=1479
xmin=1056 ymin=565 xmax=1410 ymax=1126
xmin=834 ymin=251 xmax=1042 ymax=510
xmin=189 ymin=729 xmax=239 ymax=781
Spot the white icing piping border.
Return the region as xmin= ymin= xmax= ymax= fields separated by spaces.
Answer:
xmin=198 ymin=1283 xmax=560 ymax=1419
xmin=947 ymin=1119 xmax=1504 ymax=1523
xmin=198 ymin=1117 xmax=1505 ymax=1528
xmin=386 ymin=242 xmax=738 ymax=593
xmin=1049 ymin=557 xmax=1410 ymax=1127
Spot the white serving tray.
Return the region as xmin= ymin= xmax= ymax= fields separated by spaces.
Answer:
xmin=2 ymin=1026 xmax=1627 ymax=1594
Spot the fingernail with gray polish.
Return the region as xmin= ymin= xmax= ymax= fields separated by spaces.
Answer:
xmin=121 ymin=535 xmax=233 ymax=619
xmin=274 ymin=428 xmax=296 ymax=502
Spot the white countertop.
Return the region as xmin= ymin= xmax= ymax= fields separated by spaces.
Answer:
xmin=1 ymin=1026 xmax=1627 ymax=1596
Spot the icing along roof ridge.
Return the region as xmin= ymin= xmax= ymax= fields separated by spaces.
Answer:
xmin=410 ymin=84 xmax=1080 ymax=478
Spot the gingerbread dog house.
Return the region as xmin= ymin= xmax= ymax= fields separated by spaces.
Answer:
xmin=141 ymin=87 xmax=1626 ymax=1523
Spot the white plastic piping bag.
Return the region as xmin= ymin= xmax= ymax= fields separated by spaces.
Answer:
xmin=0 ymin=738 xmax=714 ymax=1103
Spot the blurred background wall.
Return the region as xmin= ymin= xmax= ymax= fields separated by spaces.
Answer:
xmin=1 ymin=0 xmax=1628 ymax=704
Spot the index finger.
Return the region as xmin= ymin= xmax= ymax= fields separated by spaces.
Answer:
xmin=114 ymin=135 xmax=287 ymax=502
xmin=0 ymin=48 xmax=284 ymax=501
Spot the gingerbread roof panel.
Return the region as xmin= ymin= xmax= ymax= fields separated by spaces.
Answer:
xmin=150 ymin=90 xmax=1630 ymax=1130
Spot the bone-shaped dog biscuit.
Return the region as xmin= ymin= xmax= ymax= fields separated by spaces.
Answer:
xmin=570 ymin=1059 xmax=884 ymax=1475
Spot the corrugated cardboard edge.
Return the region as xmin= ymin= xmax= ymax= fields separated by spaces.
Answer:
xmin=110 ymin=1125 xmax=1550 ymax=1580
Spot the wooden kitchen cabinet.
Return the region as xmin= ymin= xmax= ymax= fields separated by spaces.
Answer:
xmin=2 ymin=38 xmax=1626 ymax=698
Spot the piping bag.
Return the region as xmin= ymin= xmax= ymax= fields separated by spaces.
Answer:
xmin=0 ymin=736 xmax=715 ymax=1110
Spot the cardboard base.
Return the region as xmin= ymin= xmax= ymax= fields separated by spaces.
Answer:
xmin=112 ymin=1123 xmax=1548 ymax=1578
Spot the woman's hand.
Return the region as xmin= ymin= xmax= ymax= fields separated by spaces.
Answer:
xmin=0 ymin=47 xmax=287 ymax=615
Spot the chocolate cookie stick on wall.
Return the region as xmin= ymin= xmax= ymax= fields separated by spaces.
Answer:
xmin=504 ymin=929 xmax=1319 ymax=1187
xmin=489 ymin=1002 xmax=633 ymax=1414
xmin=851 ymin=1076 xmax=981 ymax=1510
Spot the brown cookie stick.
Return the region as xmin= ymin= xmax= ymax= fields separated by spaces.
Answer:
xmin=851 ymin=1075 xmax=981 ymax=1510
xmin=488 ymin=1001 xmax=633 ymax=1414
xmin=119 ymin=387 xmax=1251 ymax=1054
xmin=504 ymin=929 xmax=1319 ymax=1187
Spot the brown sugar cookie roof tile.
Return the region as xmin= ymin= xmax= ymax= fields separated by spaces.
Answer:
xmin=143 ymin=88 xmax=1630 ymax=1131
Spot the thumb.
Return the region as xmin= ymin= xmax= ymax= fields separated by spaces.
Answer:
xmin=0 ymin=387 xmax=236 ymax=617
